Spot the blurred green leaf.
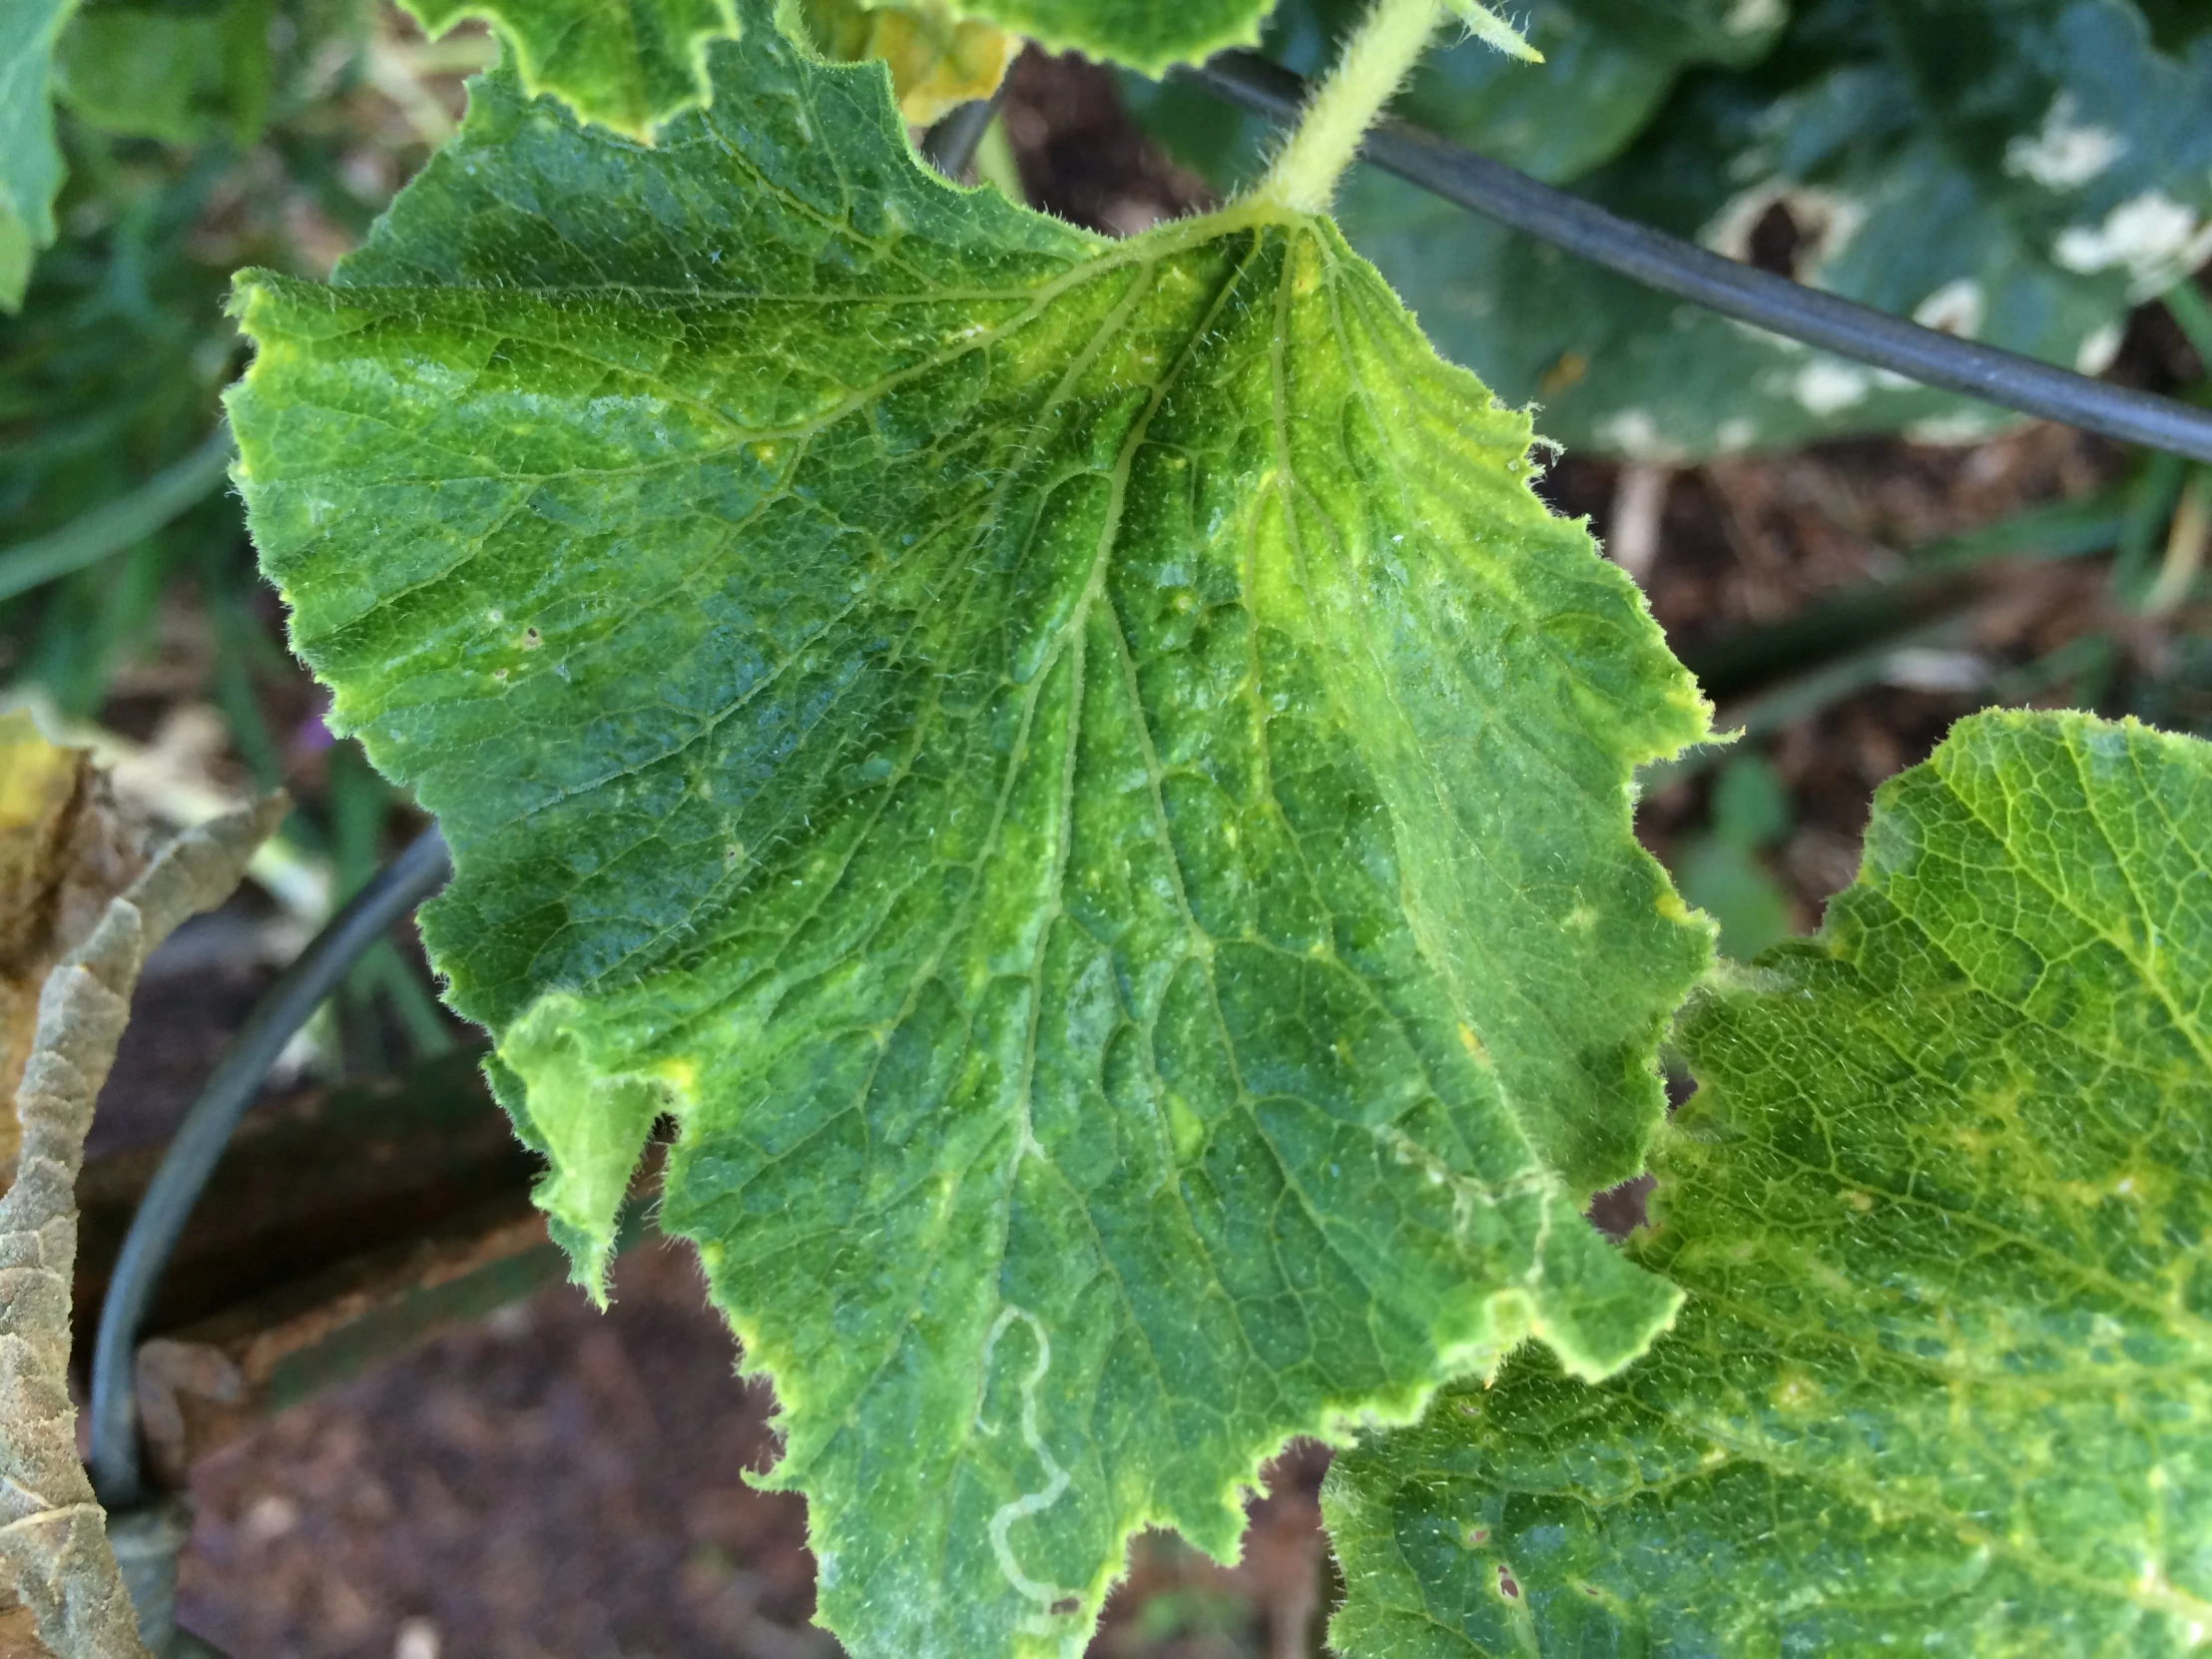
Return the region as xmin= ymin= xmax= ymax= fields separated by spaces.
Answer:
xmin=0 ymin=140 xmax=251 ymax=712
xmin=1672 ymin=840 xmax=1792 ymax=958
xmin=1707 ymin=753 xmax=1789 ymax=848
xmin=1669 ymin=754 xmax=1795 ymax=959
xmin=1332 ymin=0 xmax=2212 ymax=458
xmin=0 ymin=0 xmax=80 ymax=311
xmin=55 ymin=0 xmax=276 ymax=147
xmin=1126 ymin=0 xmax=1784 ymax=196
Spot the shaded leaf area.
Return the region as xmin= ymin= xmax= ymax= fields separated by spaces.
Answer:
xmin=1349 ymin=0 xmax=2212 ymax=457
xmin=396 ymin=0 xmax=741 ymax=138
xmin=0 ymin=716 xmax=279 ymax=1657
xmin=0 ymin=0 xmax=78 ymax=312
xmin=1125 ymin=0 xmax=1783 ymax=198
xmin=1329 ymin=709 xmax=2212 ymax=1655
xmin=228 ymin=13 xmax=1710 ymax=1656
xmin=2 ymin=0 xmax=367 ymax=309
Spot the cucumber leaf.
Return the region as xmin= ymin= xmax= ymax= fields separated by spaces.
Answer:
xmin=228 ymin=17 xmax=1712 ymax=1653
xmin=1329 ymin=708 xmax=2212 ymax=1655
xmin=0 ymin=0 xmax=78 ymax=312
xmin=1331 ymin=0 xmax=2212 ymax=457
xmin=396 ymin=0 xmax=741 ymax=137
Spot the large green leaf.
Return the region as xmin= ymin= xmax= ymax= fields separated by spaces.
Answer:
xmin=1125 ymin=0 xmax=1786 ymax=198
xmin=396 ymin=0 xmax=741 ymax=137
xmin=0 ymin=0 xmax=78 ymax=313
xmin=227 ymin=14 xmax=1712 ymax=1653
xmin=1329 ymin=708 xmax=2212 ymax=1655
xmin=1334 ymin=0 xmax=2212 ymax=457
xmin=53 ymin=0 xmax=275 ymax=149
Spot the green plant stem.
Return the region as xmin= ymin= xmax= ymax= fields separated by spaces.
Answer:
xmin=0 ymin=423 xmax=235 ymax=604
xmin=1257 ymin=0 xmax=1445 ymax=213
xmin=2165 ymin=278 xmax=2212 ymax=374
xmin=972 ymin=113 xmax=1024 ymax=204
xmin=2145 ymin=470 xmax=2210 ymax=616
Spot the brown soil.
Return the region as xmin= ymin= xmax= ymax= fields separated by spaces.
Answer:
xmin=176 ymin=1244 xmax=1333 ymax=1658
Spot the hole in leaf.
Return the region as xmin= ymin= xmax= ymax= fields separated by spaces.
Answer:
xmin=1747 ymin=201 xmax=1805 ymax=276
xmin=1587 ymin=1172 xmax=1656 ymax=1239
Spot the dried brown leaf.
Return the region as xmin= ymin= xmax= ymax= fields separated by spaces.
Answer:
xmin=0 ymin=752 xmax=284 ymax=1658
xmin=0 ymin=716 xmax=149 ymax=1187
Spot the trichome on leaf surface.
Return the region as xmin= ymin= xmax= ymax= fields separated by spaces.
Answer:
xmin=5 ymin=0 xmax=2210 ymax=1653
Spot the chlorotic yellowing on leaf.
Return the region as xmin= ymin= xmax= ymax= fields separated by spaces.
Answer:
xmin=801 ymin=0 xmax=1017 ymax=126
xmin=856 ymin=0 xmax=1278 ymax=75
xmin=1330 ymin=709 xmax=2212 ymax=1656
xmin=226 ymin=13 xmax=1712 ymax=1654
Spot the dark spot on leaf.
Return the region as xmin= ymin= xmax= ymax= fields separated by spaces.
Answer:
xmin=1664 ymin=1067 xmax=1698 ymax=1113
xmin=1464 ymin=1525 xmax=1489 ymax=1546
xmin=1497 ymin=1564 xmax=1520 ymax=1600
xmin=1050 ymin=1597 xmax=1081 ymax=1617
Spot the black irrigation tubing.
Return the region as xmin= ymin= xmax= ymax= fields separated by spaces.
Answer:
xmin=88 ymin=827 xmax=454 ymax=1511
xmin=922 ymin=85 xmax=1009 ymax=182
xmin=1178 ymin=51 xmax=2212 ymax=467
